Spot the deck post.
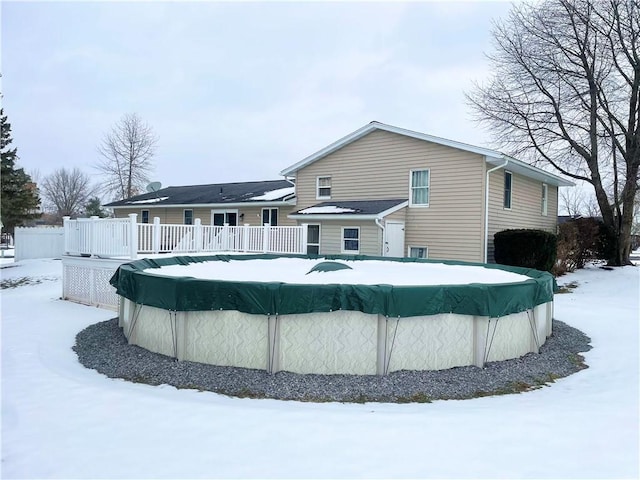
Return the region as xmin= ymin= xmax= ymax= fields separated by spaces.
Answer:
xmin=194 ymin=218 xmax=203 ymax=252
xmin=89 ymin=216 xmax=98 ymax=257
xmin=300 ymin=223 xmax=308 ymax=255
xmin=222 ymin=223 xmax=229 ymax=251
xmin=152 ymin=217 xmax=161 ymax=253
xmin=243 ymin=224 xmax=250 ymax=252
xmin=128 ymin=213 xmax=138 ymax=259
xmin=62 ymin=216 xmax=71 ymax=254
xmin=263 ymin=223 xmax=270 ymax=253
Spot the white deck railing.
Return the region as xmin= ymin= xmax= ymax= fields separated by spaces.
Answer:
xmin=63 ymin=214 xmax=308 ymax=258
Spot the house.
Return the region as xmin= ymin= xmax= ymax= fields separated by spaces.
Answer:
xmin=280 ymin=121 xmax=573 ymax=262
xmin=106 ymin=121 xmax=573 ymax=263
xmin=104 ymin=179 xmax=297 ymax=227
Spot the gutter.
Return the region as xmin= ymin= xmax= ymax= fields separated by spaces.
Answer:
xmin=484 ymin=158 xmax=509 ymax=263
xmin=375 ymin=217 xmax=385 ymax=256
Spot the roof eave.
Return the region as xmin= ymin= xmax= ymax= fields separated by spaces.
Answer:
xmin=288 ymin=213 xmax=381 ymax=221
xmin=109 ymin=200 xmax=297 ymax=209
xmin=487 ymin=155 xmax=575 ymax=187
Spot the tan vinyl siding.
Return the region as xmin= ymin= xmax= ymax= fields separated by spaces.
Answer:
xmin=113 ymin=206 xmax=296 ymax=226
xmin=385 ymin=208 xmax=407 ymax=222
xmin=239 ymin=206 xmax=297 ymax=226
xmin=487 ymin=169 xmax=559 ymax=262
xmin=316 ymin=221 xmax=382 ymax=256
xmin=294 ymin=130 xmax=485 ymax=262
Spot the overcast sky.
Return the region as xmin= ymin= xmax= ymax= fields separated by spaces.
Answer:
xmin=2 ymin=1 xmax=514 ymax=196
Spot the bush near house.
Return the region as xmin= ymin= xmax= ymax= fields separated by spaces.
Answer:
xmin=554 ymin=217 xmax=616 ymax=275
xmin=494 ymin=229 xmax=557 ymax=273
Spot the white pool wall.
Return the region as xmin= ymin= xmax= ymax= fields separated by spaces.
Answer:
xmin=118 ymin=298 xmax=553 ymax=375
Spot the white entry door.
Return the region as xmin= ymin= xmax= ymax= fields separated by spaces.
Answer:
xmin=384 ymin=221 xmax=405 ymax=257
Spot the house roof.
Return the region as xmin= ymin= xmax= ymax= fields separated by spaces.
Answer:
xmin=280 ymin=121 xmax=574 ymax=187
xmin=104 ymin=179 xmax=295 ymax=208
xmin=288 ymin=199 xmax=408 ymax=220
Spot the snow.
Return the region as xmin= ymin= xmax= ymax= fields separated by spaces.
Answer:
xmin=249 ymin=186 xmax=295 ymax=201
xmin=146 ymin=258 xmax=531 ymax=285
xmin=1 ymin=257 xmax=638 ymax=479
xmin=297 ymin=205 xmax=356 ymax=214
xmin=126 ymin=196 xmax=169 ymax=204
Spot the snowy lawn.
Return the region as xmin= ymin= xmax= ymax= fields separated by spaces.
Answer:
xmin=1 ymin=258 xmax=638 ymax=479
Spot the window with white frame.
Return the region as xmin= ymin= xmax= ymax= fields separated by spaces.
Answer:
xmin=141 ymin=210 xmax=149 ymax=224
xmin=504 ymin=171 xmax=513 ymax=209
xmin=307 ymin=224 xmax=320 ymax=255
xmin=541 ymin=183 xmax=548 ymax=216
xmin=317 ymin=176 xmax=331 ymax=199
xmin=342 ymin=227 xmax=360 ymax=253
xmin=262 ymin=208 xmax=278 ymax=226
xmin=408 ymin=246 xmax=428 ymax=259
xmin=409 ymin=169 xmax=430 ymax=206
xmin=183 ymin=209 xmax=193 ymax=225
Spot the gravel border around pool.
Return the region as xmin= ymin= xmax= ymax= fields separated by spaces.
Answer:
xmin=74 ymin=318 xmax=591 ymax=403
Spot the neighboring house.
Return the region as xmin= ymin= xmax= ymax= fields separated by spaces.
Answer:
xmin=104 ymin=179 xmax=297 ymax=227
xmin=281 ymin=121 xmax=573 ymax=262
xmin=105 ymin=121 xmax=573 ymax=263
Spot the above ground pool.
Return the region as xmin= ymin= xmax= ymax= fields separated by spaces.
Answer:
xmin=110 ymin=254 xmax=555 ymax=375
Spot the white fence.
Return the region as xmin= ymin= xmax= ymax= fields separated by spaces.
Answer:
xmin=62 ymin=256 xmax=126 ymax=310
xmin=14 ymin=226 xmax=65 ymax=261
xmin=64 ymin=214 xmax=308 ymax=258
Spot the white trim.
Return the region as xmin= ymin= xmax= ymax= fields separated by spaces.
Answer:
xmin=316 ymin=175 xmax=332 ymax=200
xmin=503 ymin=171 xmax=513 ymax=210
xmin=541 ymin=183 xmax=548 ymax=216
xmin=261 ymin=207 xmax=279 ymax=226
xmin=111 ymin=200 xmax=296 ymax=209
xmin=279 ymin=121 xmax=574 ymax=187
xmin=306 ymin=223 xmax=321 ymax=255
xmin=341 ymin=226 xmax=360 ymax=254
xmin=183 ymin=209 xmax=194 ymax=225
xmin=211 ymin=209 xmax=239 ymax=226
xmin=288 ymin=201 xmax=408 ymax=221
xmin=408 ymin=169 xmax=430 ymax=207
xmin=407 ymin=246 xmax=428 ymax=259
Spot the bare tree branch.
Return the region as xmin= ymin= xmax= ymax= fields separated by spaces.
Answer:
xmin=467 ymin=0 xmax=640 ymax=265
xmin=95 ymin=113 xmax=157 ymax=200
xmin=41 ymin=167 xmax=95 ymax=221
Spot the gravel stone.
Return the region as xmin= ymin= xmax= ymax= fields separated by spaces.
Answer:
xmin=74 ymin=318 xmax=591 ymax=403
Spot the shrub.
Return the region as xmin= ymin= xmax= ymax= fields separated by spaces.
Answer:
xmin=554 ymin=217 xmax=616 ymax=275
xmin=494 ymin=229 xmax=557 ymax=272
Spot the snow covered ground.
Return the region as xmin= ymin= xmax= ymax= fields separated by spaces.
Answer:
xmin=1 ymin=257 xmax=638 ymax=479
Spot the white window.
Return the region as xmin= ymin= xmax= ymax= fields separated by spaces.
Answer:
xmin=504 ymin=171 xmax=512 ymax=209
xmin=307 ymin=224 xmax=320 ymax=255
xmin=211 ymin=210 xmax=238 ymax=226
xmin=183 ymin=209 xmax=193 ymax=225
xmin=262 ymin=208 xmax=278 ymax=226
xmin=541 ymin=183 xmax=548 ymax=216
xmin=317 ymin=176 xmax=331 ymax=199
xmin=408 ymin=246 xmax=428 ymax=259
xmin=341 ymin=227 xmax=360 ymax=254
xmin=141 ymin=210 xmax=149 ymax=224
xmin=409 ymin=169 xmax=430 ymax=206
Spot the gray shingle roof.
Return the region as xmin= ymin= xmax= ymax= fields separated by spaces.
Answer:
xmin=292 ymin=199 xmax=408 ymax=216
xmin=104 ymin=180 xmax=295 ymax=207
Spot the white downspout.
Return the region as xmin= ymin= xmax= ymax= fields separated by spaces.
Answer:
xmin=375 ymin=217 xmax=385 ymax=256
xmin=484 ymin=158 xmax=509 ymax=263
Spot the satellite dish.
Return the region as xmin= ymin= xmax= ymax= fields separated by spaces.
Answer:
xmin=146 ymin=181 xmax=162 ymax=193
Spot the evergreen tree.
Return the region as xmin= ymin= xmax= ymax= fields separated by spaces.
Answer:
xmin=84 ymin=197 xmax=107 ymax=218
xmin=1 ymin=109 xmax=40 ymax=234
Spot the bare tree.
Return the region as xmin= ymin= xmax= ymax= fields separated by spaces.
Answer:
xmin=560 ymin=187 xmax=586 ymax=217
xmin=468 ymin=0 xmax=639 ymax=265
xmin=96 ymin=113 xmax=157 ymax=200
xmin=41 ymin=167 xmax=94 ymax=220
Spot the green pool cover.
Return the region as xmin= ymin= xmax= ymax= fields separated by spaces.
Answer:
xmin=109 ymin=253 xmax=556 ymax=318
